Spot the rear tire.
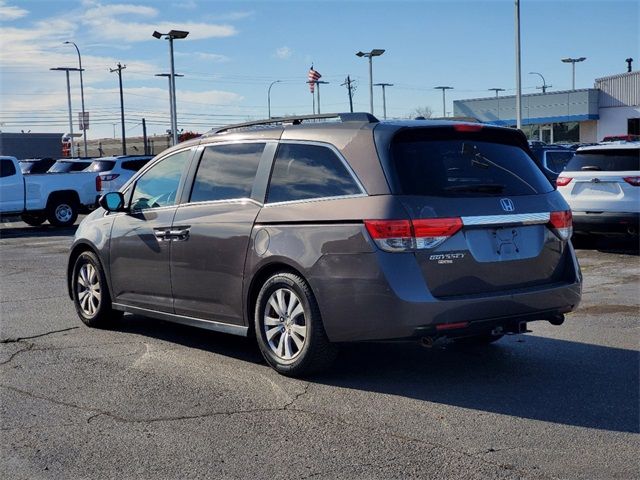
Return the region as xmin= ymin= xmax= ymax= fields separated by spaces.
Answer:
xmin=254 ymin=272 xmax=337 ymax=377
xmin=47 ymin=196 xmax=78 ymax=227
xmin=21 ymin=213 xmax=46 ymax=226
xmin=71 ymin=251 xmax=122 ymax=328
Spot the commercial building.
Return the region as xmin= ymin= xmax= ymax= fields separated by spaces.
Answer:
xmin=453 ymin=70 xmax=639 ymax=143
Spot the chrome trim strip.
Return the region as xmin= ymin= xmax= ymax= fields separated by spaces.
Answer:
xmin=112 ymin=303 xmax=248 ymax=337
xmin=264 ymin=193 xmax=368 ymax=207
xmin=461 ymin=212 xmax=550 ymax=226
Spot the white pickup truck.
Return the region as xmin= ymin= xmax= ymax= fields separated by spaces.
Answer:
xmin=0 ymin=156 xmax=98 ymax=227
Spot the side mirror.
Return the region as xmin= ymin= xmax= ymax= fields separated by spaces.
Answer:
xmin=99 ymin=192 xmax=126 ymax=212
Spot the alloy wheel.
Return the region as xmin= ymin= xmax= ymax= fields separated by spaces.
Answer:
xmin=263 ymin=288 xmax=307 ymax=360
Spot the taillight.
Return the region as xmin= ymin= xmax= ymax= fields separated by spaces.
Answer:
xmin=556 ymin=176 xmax=572 ymax=187
xmin=453 ymin=123 xmax=483 ymax=132
xmin=95 ymin=176 xmax=101 ymax=191
xmin=364 ymin=217 xmax=462 ymax=252
xmin=549 ymin=210 xmax=573 ymax=241
xmin=623 ymin=176 xmax=640 ymax=186
xmin=101 ymin=174 xmax=120 ymax=181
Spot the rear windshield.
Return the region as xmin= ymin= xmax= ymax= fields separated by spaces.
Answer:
xmin=122 ymin=158 xmax=150 ymax=171
xmin=48 ymin=161 xmax=90 ymax=173
xmin=85 ymin=160 xmax=116 ymax=172
xmin=564 ymin=149 xmax=640 ymax=172
xmin=390 ymin=130 xmax=553 ymax=196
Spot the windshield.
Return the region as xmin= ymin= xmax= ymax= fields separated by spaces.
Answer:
xmin=545 ymin=151 xmax=575 ymax=173
xmin=564 ymin=149 xmax=640 ymax=172
xmin=390 ymin=132 xmax=553 ymax=196
xmin=19 ymin=161 xmax=36 ymax=173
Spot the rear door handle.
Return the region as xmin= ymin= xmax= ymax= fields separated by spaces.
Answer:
xmin=153 ymin=228 xmax=171 ymax=241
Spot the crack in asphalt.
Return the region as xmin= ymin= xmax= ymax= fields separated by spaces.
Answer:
xmin=0 ymin=326 xmax=79 ymax=344
xmin=0 ymin=343 xmax=34 ymax=366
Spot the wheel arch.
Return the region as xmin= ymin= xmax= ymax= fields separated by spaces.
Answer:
xmin=245 ymin=260 xmax=310 ymax=337
xmin=67 ymin=242 xmax=111 ymax=301
xmin=47 ymin=190 xmax=80 ymax=207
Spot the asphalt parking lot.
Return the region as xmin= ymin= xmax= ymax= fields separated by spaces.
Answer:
xmin=1 ymin=221 xmax=638 ymax=480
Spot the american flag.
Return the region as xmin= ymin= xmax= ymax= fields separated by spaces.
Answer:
xmin=308 ymin=66 xmax=321 ymax=93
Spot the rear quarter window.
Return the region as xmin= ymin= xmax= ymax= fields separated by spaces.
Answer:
xmin=390 ymin=129 xmax=553 ymax=196
xmin=267 ymin=143 xmax=361 ymax=203
xmin=86 ymin=160 xmax=116 ymax=172
xmin=122 ymin=159 xmax=151 ymax=171
xmin=564 ymin=149 xmax=640 ymax=172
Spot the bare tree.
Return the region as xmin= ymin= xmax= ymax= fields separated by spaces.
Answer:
xmin=410 ymin=106 xmax=434 ymax=119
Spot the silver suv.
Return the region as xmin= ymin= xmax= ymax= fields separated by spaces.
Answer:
xmin=67 ymin=113 xmax=582 ymax=376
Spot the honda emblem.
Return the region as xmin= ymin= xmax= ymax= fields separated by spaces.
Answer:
xmin=500 ymin=198 xmax=515 ymax=212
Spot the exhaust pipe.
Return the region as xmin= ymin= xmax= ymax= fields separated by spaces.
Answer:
xmin=548 ymin=314 xmax=565 ymax=326
xmin=420 ymin=336 xmax=435 ymax=348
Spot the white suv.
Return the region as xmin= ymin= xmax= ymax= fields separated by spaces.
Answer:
xmin=556 ymin=143 xmax=639 ymax=237
xmin=86 ymin=155 xmax=153 ymax=195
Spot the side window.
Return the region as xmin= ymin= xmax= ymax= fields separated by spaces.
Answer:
xmin=130 ymin=150 xmax=191 ymax=210
xmin=267 ymin=143 xmax=361 ymax=203
xmin=190 ymin=143 xmax=265 ymax=203
xmin=0 ymin=160 xmax=16 ymax=178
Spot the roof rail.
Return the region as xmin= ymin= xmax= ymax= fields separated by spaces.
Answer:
xmin=207 ymin=112 xmax=379 ymax=135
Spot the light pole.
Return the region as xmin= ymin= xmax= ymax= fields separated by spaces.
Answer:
xmin=268 ymin=80 xmax=281 ymax=118
xmin=489 ymin=88 xmax=505 ymax=123
xmin=64 ymin=41 xmax=88 ymax=157
xmin=374 ymin=83 xmax=393 ymax=119
xmin=50 ymin=67 xmax=82 ymax=155
xmin=515 ymin=0 xmax=522 ymax=129
xmin=529 ymin=72 xmax=551 ymax=93
xmin=156 ymin=73 xmax=184 ymax=137
xmin=153 ymin=30 xmax=189 ymax=145
xmin=561 ymin=57 xmax=586 ymax=90
xmin=434 ymin=86 xmax=453 ymax=117
xmin=356 ymin=49 xmax=385 ymax=114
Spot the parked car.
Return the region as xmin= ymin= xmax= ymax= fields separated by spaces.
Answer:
xmin=86 ymin=155 xmax=153 ymax=196
xmin=47 ymin=158 xmax=93 ymax=173
xmin=67 ymin=113 xmax=582 ymax=376
xmin=602 ymin=134 xmax=640 ymax=142
xmin=0 ymin=156 xmax=99 ymax=226
xmin=19 ymin=158 xmax=57 ymax=174
xmin=529 ymin=146 xmax=575 ymax=175
xmin=557 ymin=143 xmax=639 ymax=237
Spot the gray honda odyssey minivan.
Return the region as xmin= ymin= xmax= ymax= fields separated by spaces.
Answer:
xmin=67 ymin=113 xmax=582 ymax=376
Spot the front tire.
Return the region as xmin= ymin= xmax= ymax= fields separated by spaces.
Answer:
xmin=72 ymin=251 xmax=122 ymax=328
xmin=47 ymin=196 xmax=78 ymax=227
xmin=254 ymin=272 xmax=337 ymax=377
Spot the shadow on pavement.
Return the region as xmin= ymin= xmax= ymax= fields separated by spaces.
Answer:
xmin=573 ymin=235 xmax=639 ymax=255
xmin=0 ymin=224 xmax=78 ymax=239
xmin=114 ymin=315 xmax=639 ymax=434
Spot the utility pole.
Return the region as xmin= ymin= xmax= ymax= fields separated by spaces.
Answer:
xmin=434 ymin=86 xmax=453 ymax=117
xmin=50 ymin=67 xmax=81 ymax=156
xmin=341 ymin=76 xmax=354 ymax=113
xmin=515 ymin=0 xmax=522 ymax=129
xmin=142 ymin=118 xmax=148 ymax=155
xmin=110 ymin=63 xmax=127 ymax=155
xmin=374 ymin=83 xmax=393 ymax=119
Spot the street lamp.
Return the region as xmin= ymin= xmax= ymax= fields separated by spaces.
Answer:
xmin=315 ymin=80 xmax=329 ymax=114
xmin=434 ymin=86 xmax=453 ymax=117
xmin=374 ymin=83 xmax=393 ymax=119
xmin=561 ymin=57 xmax=586 ymax=90
xmin=528 ymin=72 xmax=551 ymax=93
xmin=268 ymin=80 xmax=281 ymax=118
xmin=50 ymin=67 xmax=82 ymax=156
xmin=488 ymin=88 xmax=505 ymax=124
xmin=153 ymin=29 xmax=189 ymax=145
xmin=356 ymin=49 xmax=385 ymax=114
xmin=64 ymin=41 xmax=88 ymax=157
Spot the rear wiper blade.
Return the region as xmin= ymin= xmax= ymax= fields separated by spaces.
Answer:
xmin=444 ymin=183 xmax=505 ymax=193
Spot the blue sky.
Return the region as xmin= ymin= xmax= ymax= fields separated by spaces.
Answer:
xmin=1 ymin=0 xmax=638 ymax=139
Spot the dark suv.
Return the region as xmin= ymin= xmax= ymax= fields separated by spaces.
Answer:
xmin=67 ymin=113 xmax=582 ymax=376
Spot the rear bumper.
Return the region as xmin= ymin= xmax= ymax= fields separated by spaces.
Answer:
xmin=312 ymin=246 xmax=582 ymax=342
xmin=572 ymin=211 xmax=639 ymax=235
